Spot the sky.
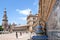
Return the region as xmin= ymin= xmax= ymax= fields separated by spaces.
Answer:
xmin=0 ymin=0 xmax=38 ymax=25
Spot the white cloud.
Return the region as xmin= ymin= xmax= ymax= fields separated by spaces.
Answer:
xmin=20 ymin=17 xmax=27 ymax=21
xmin=16 ymin=8 xmax=31 ymax=15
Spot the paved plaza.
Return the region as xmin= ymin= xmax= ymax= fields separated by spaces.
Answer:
xmin=0 ymin=32 xmax=35 ymax=40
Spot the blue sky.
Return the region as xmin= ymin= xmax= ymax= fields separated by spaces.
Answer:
xmin=0 ymin=0 xmax=38 ymax=25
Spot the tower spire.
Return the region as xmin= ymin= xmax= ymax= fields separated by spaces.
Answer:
xmin=4 ymin=8 xmax=6 ymax=14
xmin=29 ymin=10 xmax=32 ymax=16
xmin=2 ymin=8 xmax=8 ymax=31
xmin=3 ymin=8 xmax=7 ymax=20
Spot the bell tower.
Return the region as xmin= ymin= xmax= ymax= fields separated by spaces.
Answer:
xmin=2 ymin=8 xmax=8 ymax=31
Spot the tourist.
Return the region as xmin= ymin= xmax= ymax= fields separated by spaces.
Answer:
xmin=20 ymin=32 xmax=22 ymax=36
xmin=16 ymin=32 xmax=18 ymax=38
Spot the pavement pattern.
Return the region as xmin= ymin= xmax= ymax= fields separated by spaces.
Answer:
xmin=0 ymin=32 xmax=35 ymax=40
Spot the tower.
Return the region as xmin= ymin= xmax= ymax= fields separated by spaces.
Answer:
xmin=2 ymin=8 xmax=8 ymax=31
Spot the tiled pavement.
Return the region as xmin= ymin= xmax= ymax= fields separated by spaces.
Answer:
xmin=0 ymin=32 xmax=35 ymax=40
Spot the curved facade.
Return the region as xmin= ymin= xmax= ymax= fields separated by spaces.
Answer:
xmin=47 ymin=0 xmax=60 ymax=40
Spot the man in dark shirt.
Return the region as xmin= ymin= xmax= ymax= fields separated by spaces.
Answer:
xmin=16 ymin=32 xmax=18 ymax=38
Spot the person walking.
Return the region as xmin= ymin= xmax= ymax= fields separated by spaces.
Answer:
xmin=20 ymin=32 xmax=22 ymax=36
xmin=16 ymin=32 xmax=18 ymax=38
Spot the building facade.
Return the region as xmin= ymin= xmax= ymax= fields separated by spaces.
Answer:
xmin=13 ymin=25 xmax=29 ymax=32
xmin=32 ymin=0 xmax=57 ymax=40
xmin=27 ymin=11 xmax=38 ymax=32
xmin=47 ymin=0 xmax=60 ymax=40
